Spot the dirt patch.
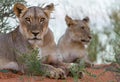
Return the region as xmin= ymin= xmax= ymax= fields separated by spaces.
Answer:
xmin=0 ymin=65 xmax=118 ymax=82
xmin=80 ymin=68 xmax=117 ymax=82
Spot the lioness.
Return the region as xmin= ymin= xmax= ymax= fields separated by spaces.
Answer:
xmin=0 ymin=3 xmax=66 ymax=79
xmin=57 ymin=15 xmax=92 ymax=67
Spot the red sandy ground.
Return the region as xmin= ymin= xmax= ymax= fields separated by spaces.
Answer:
xmin=0 ymin=65 xmax=119 ymax=82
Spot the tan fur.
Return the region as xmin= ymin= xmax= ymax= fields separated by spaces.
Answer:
xmin=57 ymin=15 xmax=92 ymax=67
xmin=0 ymin=3 xmax=66 ymax=79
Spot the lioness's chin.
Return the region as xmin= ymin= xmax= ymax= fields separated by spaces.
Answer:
xmin=81 ymin=41 xmax=90 ymax=45
xmin=28 ymin=40 xmax=43 ymax=47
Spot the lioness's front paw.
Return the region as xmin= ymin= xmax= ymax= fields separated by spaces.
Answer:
xmin=48 ymin=68 xmax=66 ymax=79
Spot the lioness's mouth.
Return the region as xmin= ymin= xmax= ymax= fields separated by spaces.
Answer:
xmin=33 ymin=37 xmax=42 ymax=40
xmin=28 ymin=38 xmax=42 ymax=40
xmin=81 ymin=39 xmax=90 ymax=43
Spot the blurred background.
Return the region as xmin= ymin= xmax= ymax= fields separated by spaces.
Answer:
xmin=0 ymin=0 xmax=120 ymax=64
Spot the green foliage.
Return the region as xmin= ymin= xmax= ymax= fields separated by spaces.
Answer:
xmin=109 ymin=9 xmax=120 ymax=72
xmin=87 ymin=33 xmax=99 ymax=62
xmin=0 ymin=0 xmax=26 ymax=33
xmin=69 ymin=63 xmax=96 ymax=82
xmin=0 ymin=69 xmax=9 ymax=73
xmin=111 ymin=9 xmax=120 ymax=60
xmin=87 ymin=31 xmax=113 ymax=63
xmin=70 ymin=64 xmax=84 ymax=82
xmin=110 ymin=9 xmax=120 ymax=55
xmin=18 ymin=49 xmax=45 ymax=76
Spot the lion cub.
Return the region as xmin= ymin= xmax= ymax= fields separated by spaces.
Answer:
xmin=57 ymin=15 xmax=92 ymax=67
xmin=0 ymin=3 xmax=66 ymax=79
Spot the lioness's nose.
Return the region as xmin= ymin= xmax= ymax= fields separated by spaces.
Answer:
xmin=88 ymin=35 xmax=92 ymax=39
xmin=32 ymin=31 xmax=39 ymax=36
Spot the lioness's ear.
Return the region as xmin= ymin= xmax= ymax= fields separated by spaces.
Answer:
xmin=43 ymin=3 xmax=54 ymax=18
xmin=65 ymin=15 xmax=75 ymax=27
xmin=13 ymin=3 xmax=27 ymax=18
xmin=83 ymin=17 xmax=89 ymax=23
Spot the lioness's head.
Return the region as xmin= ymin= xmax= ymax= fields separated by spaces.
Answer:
xmin=65 ymin=15 xmax=92 ymax=44
xmin=13 ymin=3 xmax=54 ymax=46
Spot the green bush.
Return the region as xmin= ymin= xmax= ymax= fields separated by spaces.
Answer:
xmin=18 ymin=49 xmax=45 ymax=76
xmin=0 ymin=0 xmax=26 ymax=33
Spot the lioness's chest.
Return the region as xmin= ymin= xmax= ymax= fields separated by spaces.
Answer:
xmin=61 ymin=46 xmax=86 ymax=62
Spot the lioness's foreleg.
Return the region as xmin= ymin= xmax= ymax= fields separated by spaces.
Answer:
xmin=17 ymin=62 xmax=66 ymax=79
xmin=0 ymin=58 xmax=19 ymax=71
xmin=54 ymin=61 xmax=84 ymax=79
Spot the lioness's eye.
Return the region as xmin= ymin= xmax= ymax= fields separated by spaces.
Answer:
xmin=25 ymin=17 xmax=31 ymax=23
xmin=40 ymin=18 xmax=45 ymax=23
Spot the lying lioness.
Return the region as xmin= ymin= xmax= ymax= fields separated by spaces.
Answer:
xmin=0 ymin=3 xmax=66 ymax=79
xmin=57 ymin=15 xmax=92 ymax=67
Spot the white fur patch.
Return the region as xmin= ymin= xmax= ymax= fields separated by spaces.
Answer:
xmin=28 ymin=40 xmax=43 ymax=48
xmin=1 ymin=62 xmax=19 ymax=71
xmin=85 ymin=45 xmax=88 ymax=48
xmin=70 ymin=63 xmax=76 ymax=66
xmin=37 ymin=48 xmax=42 ymax=60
